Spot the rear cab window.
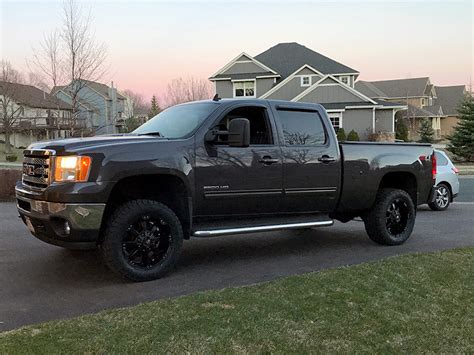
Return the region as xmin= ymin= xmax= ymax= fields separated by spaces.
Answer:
xmin=275 ymin=109 xmax=326 ymax=146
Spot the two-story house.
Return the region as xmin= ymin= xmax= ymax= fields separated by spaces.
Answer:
xmin=52 ymin=80 xmax=126 ymax=135
xmin=0 ymin=81 xmax=72 ymax=148
xmin=355 ymin=78 xmax=466 ymax=140
xmin=210 ymin=43 xmax=406 ymax=140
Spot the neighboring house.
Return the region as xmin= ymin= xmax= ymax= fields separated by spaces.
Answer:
xmin=356 ymin=78 xmax=466 ymax=140
xmin=0 ymin=81 xmax=72 ymax=148
xmin=52 ymin=80 xmax=126 ymax=135
xmin=210 ymin=42 xmax=406 ymax=140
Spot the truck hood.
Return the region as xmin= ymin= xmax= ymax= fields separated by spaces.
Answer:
xmin=27 ymin=134 xmax=167 ymax=155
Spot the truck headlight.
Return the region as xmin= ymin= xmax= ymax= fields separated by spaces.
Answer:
xmin=54 ymin=156 xmax=92 ymax=182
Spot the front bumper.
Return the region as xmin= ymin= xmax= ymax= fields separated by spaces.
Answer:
xmin=16 ymin=187 xmax=105 ymax=249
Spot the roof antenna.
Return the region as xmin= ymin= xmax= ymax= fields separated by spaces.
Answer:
xmin=212 ymin=93 xmax=221 ymax=101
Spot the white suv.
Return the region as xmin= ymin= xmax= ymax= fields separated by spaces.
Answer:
xmin=429 ymin=150 xmax=460 ymax=211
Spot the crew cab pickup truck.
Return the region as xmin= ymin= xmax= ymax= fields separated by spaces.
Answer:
xmin=15 ymin=99 xmax=436 ymax=281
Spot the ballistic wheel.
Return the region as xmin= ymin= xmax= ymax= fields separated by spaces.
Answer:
xmin=101 ymin=199 xmax=183 ymax=281
xmin=428 ymin=183 xmax=451 ymax=211
xmin=363 ymin=188 xmax=416 ymax=245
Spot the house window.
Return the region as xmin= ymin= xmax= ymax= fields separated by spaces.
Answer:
xmin=340 ymin=76 xmax=350 ymax=86
xmin=233 ymin=81 xmax=255 ymax=98
xmin=328 ymin=113 xmax=342 ymax=132
xmin=301 ymin=76 xmax=311 ymax=87
xmin=421 ymin=98 xmax=426 ymax=106
xmin=428 ymin=97 xmax=433 ymax=106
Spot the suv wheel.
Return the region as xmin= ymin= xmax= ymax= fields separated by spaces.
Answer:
xmin=363 ymin=188 xmax=416 ymax=245
xmin=428 ymin=183 xmax=451 ymax=211
xmin=101 ymin=199 xmax=183 ymax=281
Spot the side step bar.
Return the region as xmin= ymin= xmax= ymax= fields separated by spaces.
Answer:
xmin=193 ymin=220 xmax=333 ymax=238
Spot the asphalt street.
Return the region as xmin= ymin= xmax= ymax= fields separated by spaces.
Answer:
xmin=0 ymin=177 xmax=473 ymax=332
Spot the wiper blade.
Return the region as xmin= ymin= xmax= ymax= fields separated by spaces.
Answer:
xmin=138 ymin=131 xmax=163 ymax=137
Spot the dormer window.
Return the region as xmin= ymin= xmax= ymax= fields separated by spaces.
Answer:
xmin=233 ymin=81 xmax=255 ymax=98
xmin=340 ymin=76 xmax=350 ymax=86
xmin=301 ymin=76 xmax=311 ymax=87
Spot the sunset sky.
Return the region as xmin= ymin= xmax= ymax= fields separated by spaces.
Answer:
xmin=1 ymin=0 xmax=472 ymax=101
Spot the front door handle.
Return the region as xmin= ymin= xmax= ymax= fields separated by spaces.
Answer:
xmin=318 ymin=155 xmax=336 ymax=163
xmin=259 ymin=156 xmax=279 ymax=165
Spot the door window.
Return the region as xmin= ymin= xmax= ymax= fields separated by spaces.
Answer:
xmin=276 ymin=110 xmax=326 ymax=145
xmin=435 ymin=151 xmax=449 ymax=166
xmin=216 ymin=106 xmax=273 ymax=145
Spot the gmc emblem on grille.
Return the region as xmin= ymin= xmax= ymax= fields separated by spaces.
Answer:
xmin=23 ymin=164 xmax=36 ymax=176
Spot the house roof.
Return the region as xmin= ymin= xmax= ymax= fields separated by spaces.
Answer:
xmin=433 ymin=85 xmax=465 ymax=116
xmin=254 ymin=43 xmax=359 ymax=79
xmin=52 ymin=80 xmax=126 ymax=100
xmin=212 ymin=72 xmax=276 ymax=80
xmin=402 ymin=104 xmax=442 ymax=118
xmin=355 ymin=77 xmax=430 ymax=98
xmin=0 ymin=81 xmax=72 ymax=110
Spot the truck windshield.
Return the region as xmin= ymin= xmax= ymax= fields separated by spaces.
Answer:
xmin=133 ymin=102 xmax=218 ymax=139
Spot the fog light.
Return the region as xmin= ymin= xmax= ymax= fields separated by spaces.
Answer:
xmin=64 ymin=221 xmax=71 ymax=235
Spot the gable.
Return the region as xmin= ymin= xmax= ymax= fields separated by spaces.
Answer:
xmin=210 ymin=52 xmax=278 ymax=80
xmin=264 ymin=75 xmax=320 ymax=100
xmin=296 ymin=84 xmax=367 ymax=104
xmin=319 ymin=77 xmax=339 ymax=85
xmin=223 ymin=61 xmax=269 ymax=75
xmin=295 ymin=66 xmax=321 ymax=76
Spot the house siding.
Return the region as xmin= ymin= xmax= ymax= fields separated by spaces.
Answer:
xmin=298 ymin=85 xmax=366 ymax=103
xmin=375 ymin=109 xmax=394 ymax=132
xmin=216 ymin=80 xmax=234 ymax=98
xmin=222 ymin=62 xmax=266 ymax=75
xmin=342 ymin=108 xmax=373 ymax=139
xmin=266 ymin=77 xmax=312 ymax=100
xmin=256 ymin=78 xmax=274 ymax=97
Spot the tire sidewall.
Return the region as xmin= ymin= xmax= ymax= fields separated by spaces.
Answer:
xmin=102 ymin=200 xmax=183 ymax=281
xmin=429 ymin=184 xmax=451 ymax=211
xmin=365 ymin=188 xmax=416 ymax=246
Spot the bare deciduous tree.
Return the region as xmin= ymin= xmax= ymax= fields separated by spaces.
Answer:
xmin=0 ymin=60 xmax=24 ymax=153
xmin=163 ymin=77 xmax=213 ymax=107
xmin=29 ymin=0 xmax=107 ymax=135
xmin=122 ymin=89 xmax=148 ymax=119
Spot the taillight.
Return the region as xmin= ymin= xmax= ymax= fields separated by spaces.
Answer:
xmin=431 ymin=152 xmax=437 ymax=179
xmin=452 ymin=166 xmax=459 ymax=174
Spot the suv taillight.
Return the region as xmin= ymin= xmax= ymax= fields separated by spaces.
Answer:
xmin=431 ymin=152 xmax=437 ymax=180
xmin=452 ymin=166 xmax=459 ymax=174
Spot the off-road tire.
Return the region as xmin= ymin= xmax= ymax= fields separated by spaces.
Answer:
xmin=101 ymin=199 xmax=183 ymax=281
xmin=428 ymin=183 xmax=451 ymax=211
xmin=364 ymin=188 xmax=416 ymax=246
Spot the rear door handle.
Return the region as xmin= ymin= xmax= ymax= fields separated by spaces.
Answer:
xmin=318 ymin=155 xmax=336 ymax=163
xmin=259 ymin=156 xmax=279 ymax=165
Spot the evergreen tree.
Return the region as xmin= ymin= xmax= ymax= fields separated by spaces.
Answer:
xmin=336 ymin=128 xmax=346 ymax=141
xmin=447 ymin=95 xmax=474 ymax=161
xmin=347 ymin=129 xmax=360 ymax=141
xmin=417 ymin=118 xmax=435 ymax=143
xmin=395 ymin=118 xmax=409 ymax=141
xmin=148 ymin=95 xmax=161 ymax=119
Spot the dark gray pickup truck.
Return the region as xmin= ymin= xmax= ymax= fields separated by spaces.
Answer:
xmin=15 ymin=99 xmax=436 ymax=281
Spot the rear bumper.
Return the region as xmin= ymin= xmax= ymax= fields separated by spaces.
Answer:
xmin=15 ymin=185 xmax=105 ymax=250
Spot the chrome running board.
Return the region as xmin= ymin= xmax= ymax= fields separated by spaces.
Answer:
xmin=193 ymin=220 xmax=333 ymax=237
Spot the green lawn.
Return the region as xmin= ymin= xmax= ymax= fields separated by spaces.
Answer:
xmin=1 ymin=248 xmax=473 ymax=353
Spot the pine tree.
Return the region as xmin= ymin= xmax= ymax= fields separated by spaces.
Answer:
xmin=346 ymin=129 xmax=360 ymax=141
xmin=336 ymin=128 xmax=346 ymax=141
xmin=447 ymin=94 xmax=474 ymax=161
xmin=395 ymin=118 xmax=409 ymax=141
xmin=417 ymin=118 xmax=434 ymax=143
xmin=148 ymin=95 xmax=161 ymax=119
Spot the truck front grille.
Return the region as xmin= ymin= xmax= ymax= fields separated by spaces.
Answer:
xmin=22 ymin=149 xmax=55 ymax=190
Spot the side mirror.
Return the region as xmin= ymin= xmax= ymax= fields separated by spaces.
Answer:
xmin=228 ymin=118 xmax=250 ymax=147
xmin=205 ymin=118 xmax=250 ymax=147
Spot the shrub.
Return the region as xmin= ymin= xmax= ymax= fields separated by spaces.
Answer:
xmin=346 ymin=130 xmax=360 ymax=141
xmin=5 ymin=154 xmax=18 ymax=162
xmin=336 ymin=128 xmax=346 ymax=141
xmin=417 ymin=118 xmax=434 ymax=143
xmin=395 ymin=118 xmax=409 ymax=141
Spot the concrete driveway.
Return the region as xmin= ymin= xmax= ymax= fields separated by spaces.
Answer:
xmin=1 ymin=177 xmax=473 ymax=331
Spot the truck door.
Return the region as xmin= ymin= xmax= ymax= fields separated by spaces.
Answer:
xmin=272 ymin=105 xmax=341 ymax=213
xmin=194 ymin=103 xmax=283 ymax=216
